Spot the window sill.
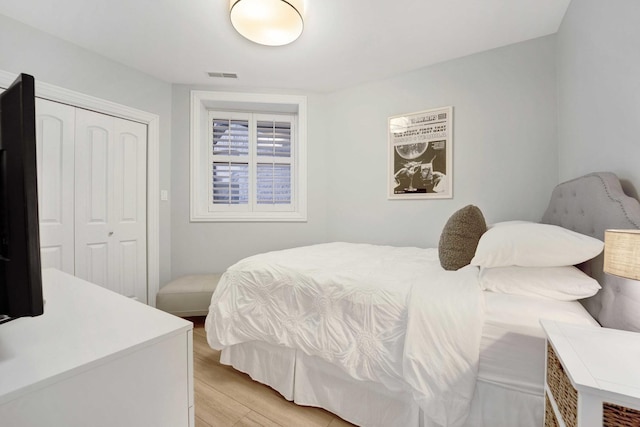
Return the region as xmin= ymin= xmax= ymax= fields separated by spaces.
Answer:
xmin=190 ymin=211 xmax=307 ymax=223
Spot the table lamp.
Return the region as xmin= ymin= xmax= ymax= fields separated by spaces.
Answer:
xmin=604 ymin=229 xmax=640 ymax=280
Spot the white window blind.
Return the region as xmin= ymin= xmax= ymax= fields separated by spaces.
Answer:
xmin=208 ymin=112 xmax=295 ymax=213
xmin=212 ymin=162 xmax=249 ymax=205
xmin=256 ymin=118 xmax=292 ymax=206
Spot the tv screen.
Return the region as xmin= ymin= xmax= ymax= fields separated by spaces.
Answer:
xmin=0 ymin=73 xmax=44 ymax=324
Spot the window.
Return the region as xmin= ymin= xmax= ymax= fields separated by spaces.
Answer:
xmin=209 ymin=112 xmax=294 ymax=209
xmin=190 ymin=91 xmax=307 ymax=222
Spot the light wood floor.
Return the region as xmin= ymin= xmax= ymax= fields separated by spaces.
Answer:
xmin=191 ymin=317 xmax=356 ymax=427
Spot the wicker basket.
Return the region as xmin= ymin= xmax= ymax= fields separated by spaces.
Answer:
xmin=545 ymin=393 xmax=560 ymax=427
xmin=547 ymin=343 xmax=578 ymax=427
xmin=603 ymin=402 xmax=640 ymax=427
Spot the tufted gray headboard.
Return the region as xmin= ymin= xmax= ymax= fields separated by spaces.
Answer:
xmin=541 ymin=172 xmax=640 ymax=332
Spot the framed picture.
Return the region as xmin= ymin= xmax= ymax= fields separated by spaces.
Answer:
xmin=388 ymin=106 xmax=453 ymax=199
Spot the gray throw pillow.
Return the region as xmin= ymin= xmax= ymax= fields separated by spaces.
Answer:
xmin=439 ymin=205 xmax=487 ymax=271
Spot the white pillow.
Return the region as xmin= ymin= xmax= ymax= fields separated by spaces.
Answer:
xmin=470 ymin=221 xmax=604 ymax=268
xmin=479 ymin=266 xmax=601 ymax=300
xmin=487 ymin=220 xmax=530 ymax=229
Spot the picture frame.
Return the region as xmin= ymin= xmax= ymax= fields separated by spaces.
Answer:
xmin=387 ymin=106 xmax=453 ymax=199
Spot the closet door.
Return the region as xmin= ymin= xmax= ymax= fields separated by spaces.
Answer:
xmin=35 ymin=99 xmax=75 ymax=274
xmin=112 ymin=117 xmax=148 ymax=302
xmin=74 ymin=109 xmax=147 ymax=302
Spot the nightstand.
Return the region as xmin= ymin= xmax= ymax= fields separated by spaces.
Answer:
xmin=541 ymin=320 xmax=640 ymax=427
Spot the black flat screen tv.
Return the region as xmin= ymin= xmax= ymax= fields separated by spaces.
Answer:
xmin=0 ymin=73 xmax=43 ymax=324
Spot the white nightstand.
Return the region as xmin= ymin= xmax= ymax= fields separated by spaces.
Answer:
xmin=541 ymin=320 xmax=640 ymax=427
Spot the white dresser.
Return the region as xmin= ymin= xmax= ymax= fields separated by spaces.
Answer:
xmin=542 ymin=320 xmax=640 ymax=427
xmin=0 ymin=269 xmax=194 ymax=427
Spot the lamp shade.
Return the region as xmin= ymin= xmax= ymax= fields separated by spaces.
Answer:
xmin=230 ymin=0 xmax=304 ymax=46
xmin=604 ymin=229 xmax=640 ymax=280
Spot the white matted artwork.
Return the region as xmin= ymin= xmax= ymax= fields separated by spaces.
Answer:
xmin=388 ymin=106 xmax=453 ymax=199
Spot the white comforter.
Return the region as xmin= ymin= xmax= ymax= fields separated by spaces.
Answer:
xmin=205 ymin=242 xmax=483 ymax=426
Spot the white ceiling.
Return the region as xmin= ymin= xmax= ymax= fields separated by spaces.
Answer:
xmin=0 ymin=0 xmax=571 ymax=93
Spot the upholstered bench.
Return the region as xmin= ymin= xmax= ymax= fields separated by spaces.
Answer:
xmin=156 ymin=274 xmax=222 ymax=317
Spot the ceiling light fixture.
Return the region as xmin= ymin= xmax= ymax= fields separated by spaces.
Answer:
xmin=229 ymin=0 xmax=304 ymax=47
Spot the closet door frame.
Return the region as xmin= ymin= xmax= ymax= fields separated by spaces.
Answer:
xmin=0 ymin=71 xmax=161 ymax=307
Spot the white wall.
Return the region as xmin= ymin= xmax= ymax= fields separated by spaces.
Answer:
xmin=557 ymin=0 xmax=640 ymax=197
xmin=5 ymin=1 xmax=636 ymax=283
xmin=0 ymin=14 xmax=174 ymax=286
xmin=324 ymin=36 xmax=559 ymax=248
xmin=170 ymin=85 xmax=328 ymax=277
xmin=0 ymin=11 xmax=562 ymax=280
xmin=170 ymin=36 xmax=558 ymax=276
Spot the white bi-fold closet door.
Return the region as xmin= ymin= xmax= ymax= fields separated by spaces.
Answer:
xmin=36 ymin=98 xmax=148 ymax=302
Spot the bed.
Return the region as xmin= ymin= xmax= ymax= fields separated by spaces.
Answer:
xmin=205 ymin=172 xmax=640 ymax=427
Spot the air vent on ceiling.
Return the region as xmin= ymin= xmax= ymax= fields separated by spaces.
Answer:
xmin=207 ymin=72 xmax=238 ymax=79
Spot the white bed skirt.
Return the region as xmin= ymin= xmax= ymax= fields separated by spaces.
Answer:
xmin=220 ymin=341 xmax=542 ymax=427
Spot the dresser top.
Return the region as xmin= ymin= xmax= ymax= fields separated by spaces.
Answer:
xmin=542 ymin=319 xmax=640 ymax=403
xmin=0 ymin=269 xmax=192 ymax=405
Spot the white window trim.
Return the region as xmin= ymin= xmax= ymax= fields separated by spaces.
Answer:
xmin=190 ymin=90 xmax=307 ymax=222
